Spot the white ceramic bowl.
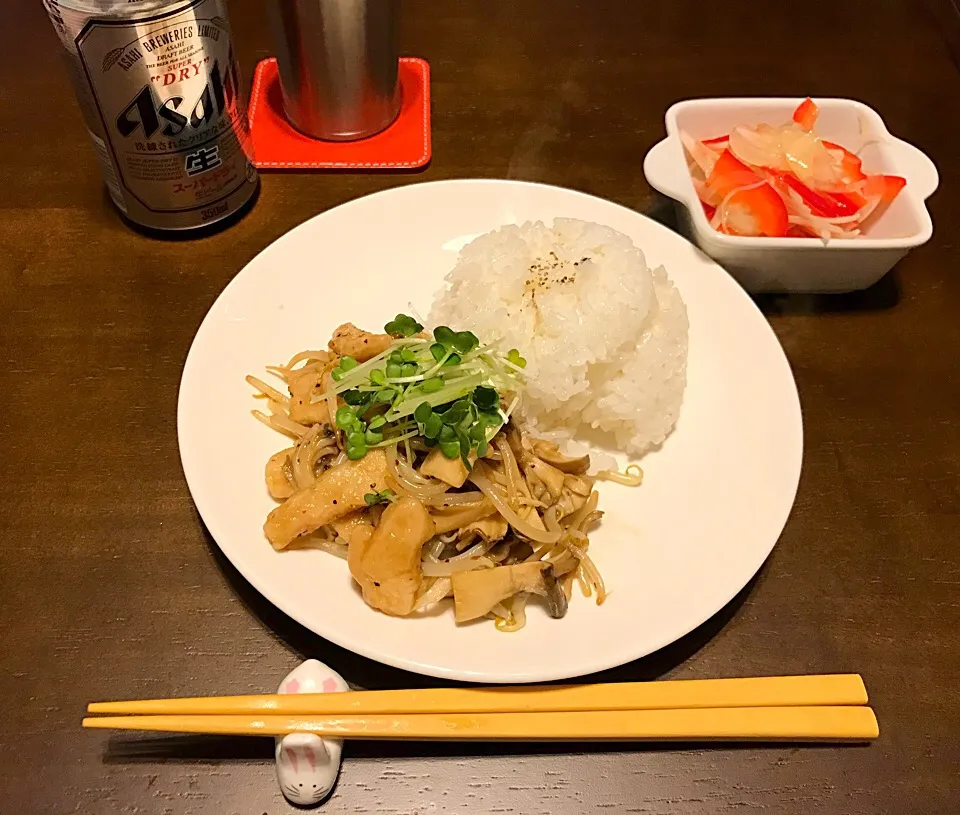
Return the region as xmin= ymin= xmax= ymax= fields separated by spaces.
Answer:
xmin=643 ymin=98 xmax=939 ymax=293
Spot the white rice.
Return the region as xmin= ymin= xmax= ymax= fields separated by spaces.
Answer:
xmin=429 ymin=218 xmax=688 ymax=455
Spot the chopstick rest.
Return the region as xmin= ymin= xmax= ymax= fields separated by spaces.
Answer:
xmin=274 ymin=660 xmax=348 ymax=807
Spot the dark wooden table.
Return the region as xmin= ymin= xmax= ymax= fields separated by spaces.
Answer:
xmin=3 ymin=1 xmax=960 ymax=812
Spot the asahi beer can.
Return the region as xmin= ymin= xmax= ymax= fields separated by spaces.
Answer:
xmin=43 ymin=0 xmax=258 ymax=232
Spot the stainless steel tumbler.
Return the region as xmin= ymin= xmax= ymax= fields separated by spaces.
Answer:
xmin=267 ymin=0 xmax=401 ymax=141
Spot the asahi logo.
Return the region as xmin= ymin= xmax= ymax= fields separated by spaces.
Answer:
xmin=101 ymin=17 xmax=227 ymax=73
xmin=115 ymin=57 xmax=239 ymax=139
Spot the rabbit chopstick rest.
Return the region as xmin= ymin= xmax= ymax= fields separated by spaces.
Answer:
xmin=274 ymin=660 xmax=348 ymax=807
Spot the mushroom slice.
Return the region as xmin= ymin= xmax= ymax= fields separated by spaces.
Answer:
xmin=430 ymin=499 xmax=496 ymax=535
xmin=523 ymin=458 xmax=566 ymax=501
xmin=462 ymin=516 xmax=509 ymax=544
xmin=531 ymin=439 xmax=591 ymax=475
xmin=451 ymin=562 xmax=567 ymax=623
xmin=419 ymin=448 xmax=476 ymax=488
xmin=553 ymin=475 xmax=594 ymax=519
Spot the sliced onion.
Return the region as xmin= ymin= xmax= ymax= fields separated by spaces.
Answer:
xmin=781 ymin=128 xmax=844 ymax=190
xmin=728 ymin=125 xmax=790 ymax=172
xmin=782 ymin=187 xmax=876 ymax=242
xmin=714 ymin=180 xmax=768 ymax=236
xmin=693 ymin=178 xmax=721 ymax=208
xmin=855 ymin=194 xmax=884 ymax=231
xmin=680 ymin=130 xmax=719 ymax=178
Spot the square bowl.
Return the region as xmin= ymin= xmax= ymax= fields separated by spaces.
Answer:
xmin=643 ymin=98 xmax=939 ymax=293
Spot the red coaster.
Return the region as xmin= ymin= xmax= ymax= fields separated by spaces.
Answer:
xmin=248 ymin=57 xmax=431 ymax=171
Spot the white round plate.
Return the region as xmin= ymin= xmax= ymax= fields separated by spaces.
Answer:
xmin=178 ymin=179 xmax=802 ymax=683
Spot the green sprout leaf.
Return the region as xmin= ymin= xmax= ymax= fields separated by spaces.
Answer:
xmin=434 ymin=326 xmax=455 ymax=347
xmin=456 ymin=428 xmax=471 ymax=458
xmin=414 ymin=402 xmax=433 ymax=424
xmin=385 ymin=314 xmax=423 ymax=337
xmin=335 ymin=406 xmax=356 ymax=429
xmin=452 ymin=330 xmax=479 ymax=355
xmin=440 ymin=440 xmax=460 ymax=459
xmin=313 ymin=319 xmax=524 ymax=467
xmin=442 ymin=401 xmax=469 ymax=425
xmin=424 ymin=413 xmax=443 ymax=439
xmin=507 ymin=348 xmax=527 ymax=369
xmin=365 ymin=488 xmax=397 ymax=506
xmin=347 ymin=431 xmax=366 ymax=448
xmin=341 ymin=389 xmax=366 ymax=406
xmin=472 ymin=385 xmax=499 ymax=410
xmin=438 ymin=425 xmax=456 ymax=444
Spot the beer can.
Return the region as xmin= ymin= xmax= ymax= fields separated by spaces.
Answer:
xmin=43 ymin=0 xmax=259 ymax=232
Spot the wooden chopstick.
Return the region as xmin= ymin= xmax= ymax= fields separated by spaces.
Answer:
xmin=87 ymin=674 xmax=867 ymax=716
xmin=82 ymin=705 xmax=879 ymax=742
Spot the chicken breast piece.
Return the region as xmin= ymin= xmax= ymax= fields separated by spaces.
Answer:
xmin=346 ymin=525 xmax=375 ymax=579
xmin=349 ymin=497 xmax=436 ymax=617
xmin=329 ymin=323 xmax=395 ymax=362
xmin=288 ymin=359 xmax=337 ymax=426
xmin=330 ymin=509 xmax=374 ymax=546
xmin=264 ymin=449 xmax=388 ymax=550
xmin=265 ymin=448 xmax=295 ymax=500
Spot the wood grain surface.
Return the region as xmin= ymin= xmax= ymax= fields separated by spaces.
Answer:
xmin=2 ymin=0 xmax=959 ymax=813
